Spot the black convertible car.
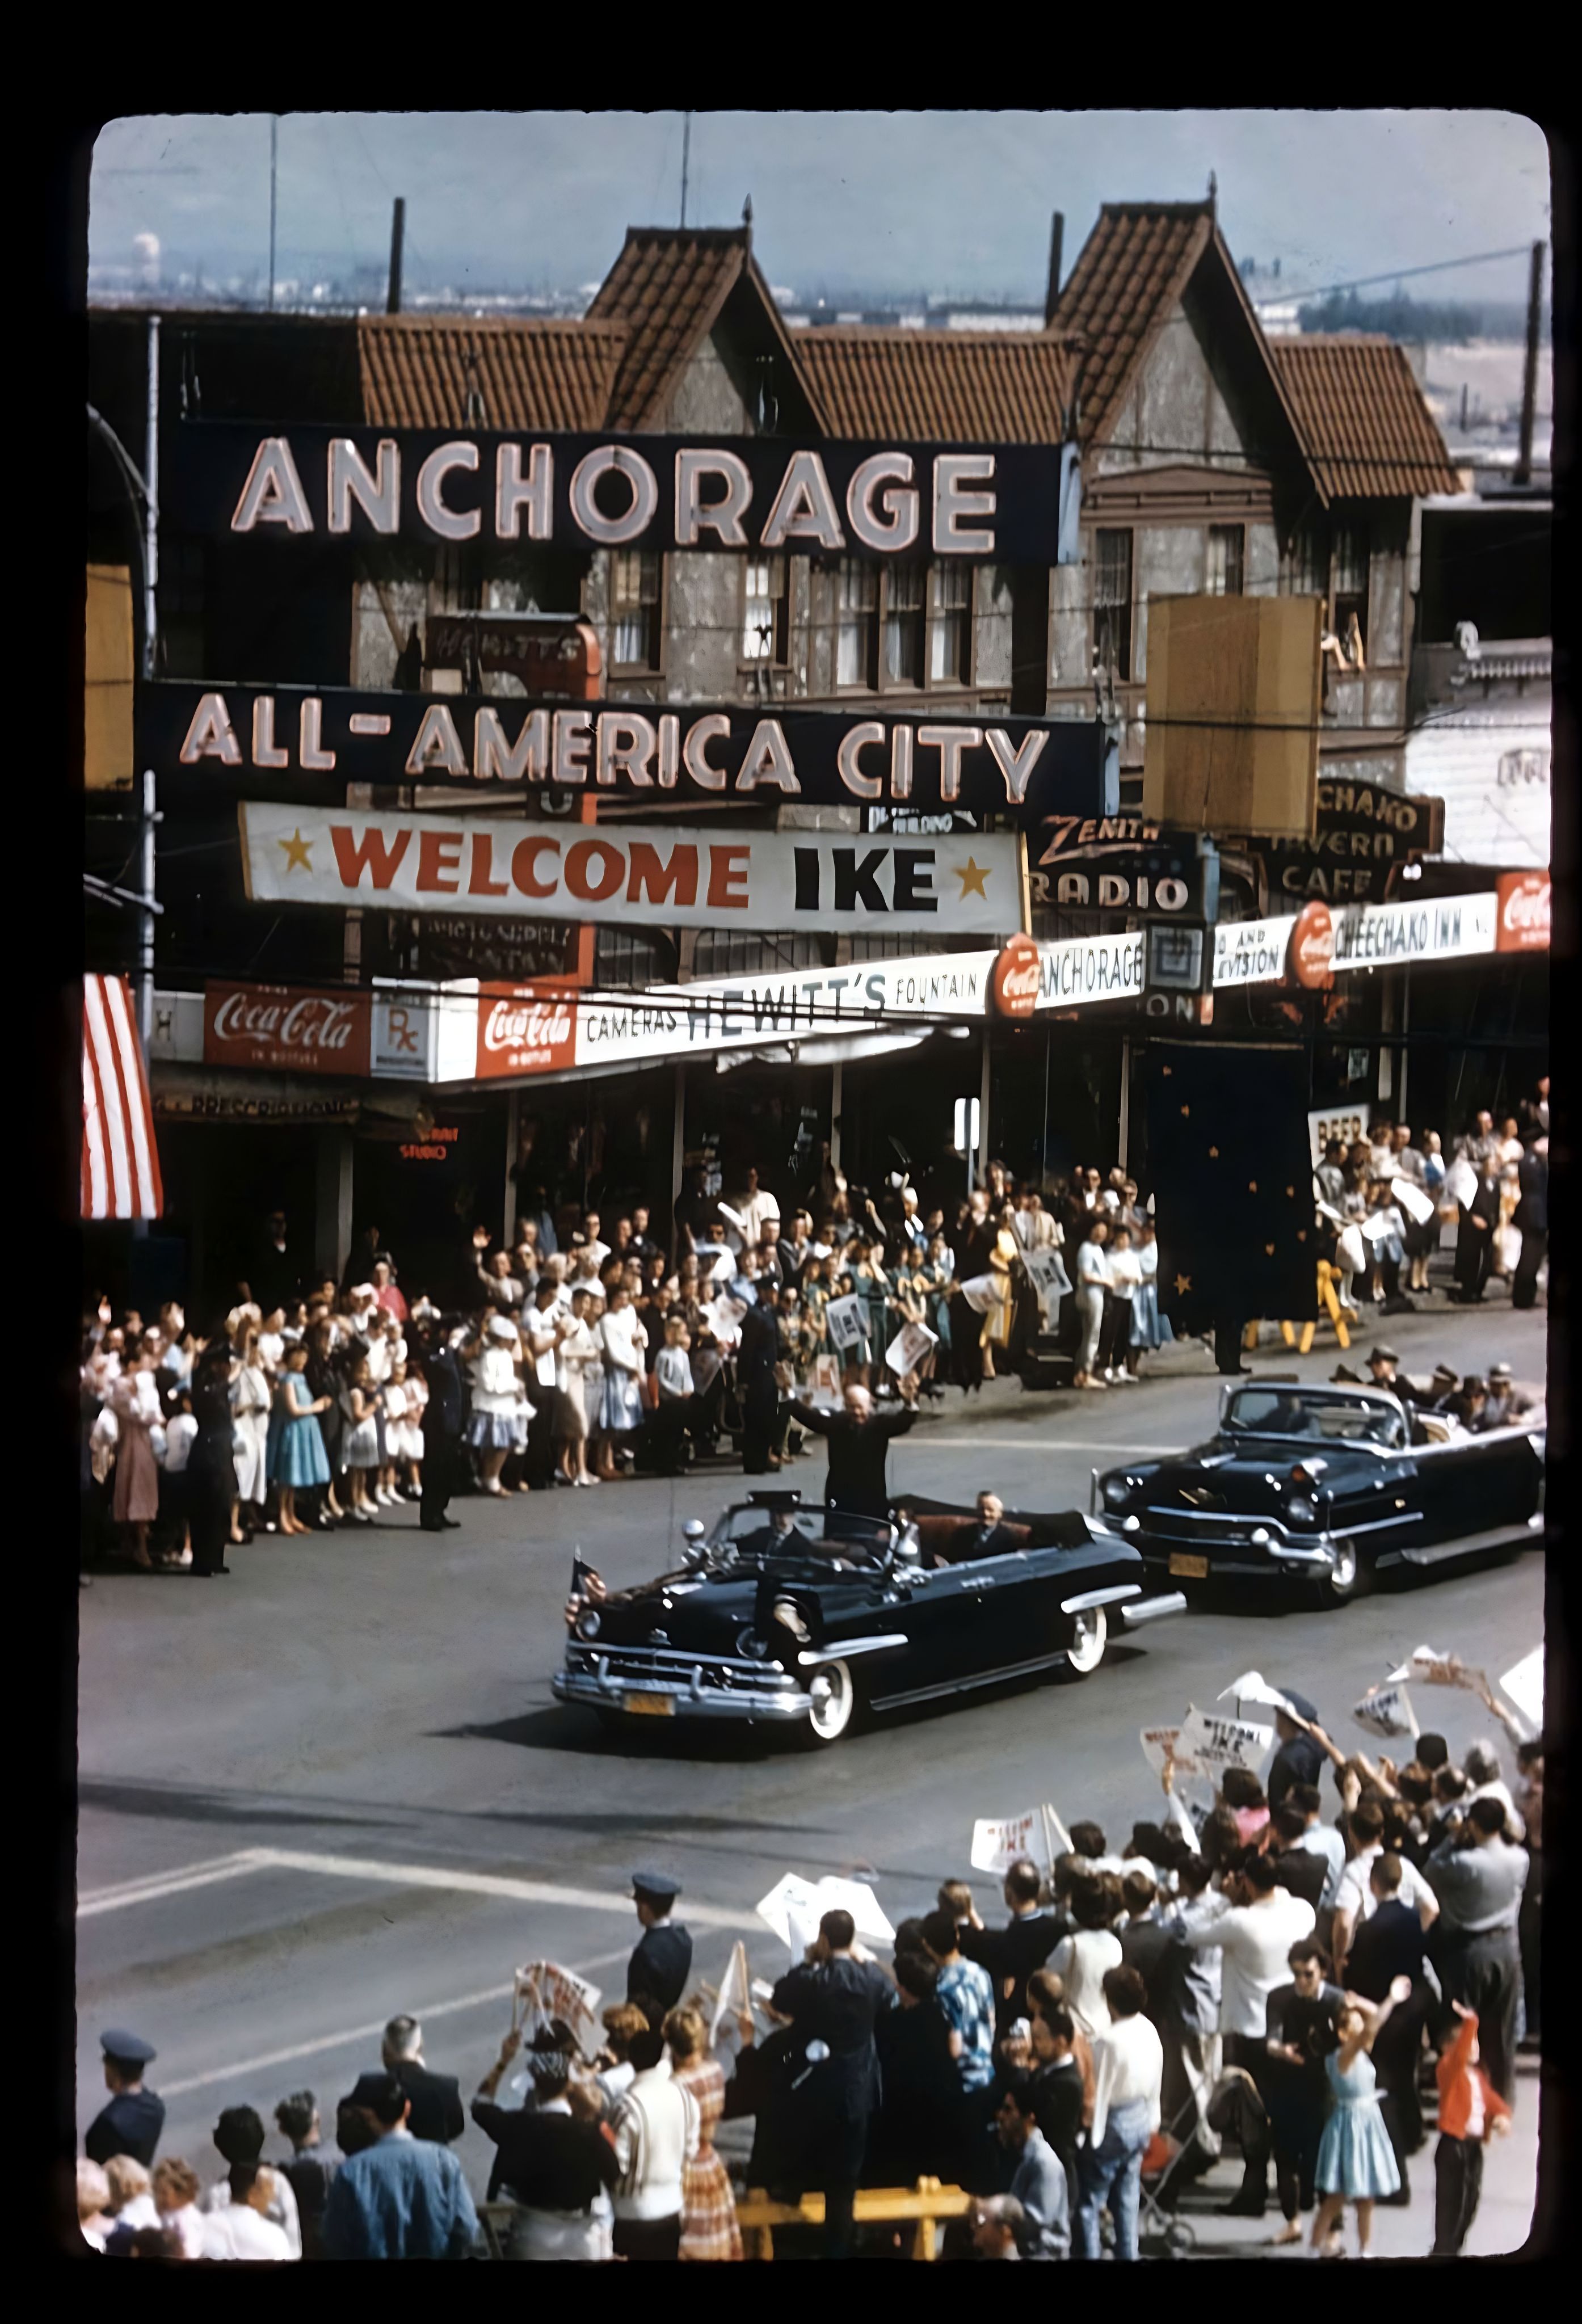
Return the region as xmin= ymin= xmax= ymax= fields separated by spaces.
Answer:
xmin=553 ymin=1491 xmax=1185 ymax=1746
xmin=1093 ymin=1382 xmax=1546 ymax=1606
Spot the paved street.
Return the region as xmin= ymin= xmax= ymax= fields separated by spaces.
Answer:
xmin=77 ymin=1302 xmax=1547 ymax=2255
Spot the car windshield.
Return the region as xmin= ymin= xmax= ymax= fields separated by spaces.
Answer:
xmin=1223 ymin=1388 xmax=1405 ymax=1449
xmin=704 ymin=1506 xmax=897 ymax=1567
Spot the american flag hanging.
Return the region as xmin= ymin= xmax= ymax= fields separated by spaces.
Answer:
xmin=81 ymin=975 xmax=163 ymax=1220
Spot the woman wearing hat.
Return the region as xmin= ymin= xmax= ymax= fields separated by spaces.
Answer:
xmin=472 ymin=2021 xmax=617 ymax=2262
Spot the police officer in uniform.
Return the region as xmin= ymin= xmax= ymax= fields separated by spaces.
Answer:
xmin=626 ymin=1871 xmax=692 ymax=2018
xmin=85 ymin=2030 xmax=165 ymax=2166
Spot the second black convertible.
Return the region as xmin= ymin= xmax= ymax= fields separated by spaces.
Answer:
xmin=1093 ymin=1381 xmax=1545 ymax=1606
xmin=555 ymin=1491 xmax=1185 ymax=1746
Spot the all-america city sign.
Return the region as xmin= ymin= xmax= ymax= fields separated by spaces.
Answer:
xmin=163 ymin=427 xmax=1072 ymax=564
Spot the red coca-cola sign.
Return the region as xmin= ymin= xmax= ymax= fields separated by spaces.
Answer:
xmin=204 ymin=982 xmax=371 ymax=1075
xmin=1286 ymin=900 xmax=1335 ymax=991
xmin=991 ymin=934 xmax=1043 ymax=1020
xmin=474 ymin=984 xmax=578 ymax=1080
xmin=1495 ymin=871 xmax=1550 ymax=952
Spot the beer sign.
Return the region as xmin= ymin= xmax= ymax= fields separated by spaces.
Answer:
xmin=203 ymin=981 xmax=371 ymax=1076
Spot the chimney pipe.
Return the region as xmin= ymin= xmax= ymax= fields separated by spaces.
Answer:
xmin=1515 ymin=239 xmax=1544 ymax=484
xmin=1044 ymin=212 xmax=1065 ymax=327
xmin=386 ymin=197 xmax=406 ymax=317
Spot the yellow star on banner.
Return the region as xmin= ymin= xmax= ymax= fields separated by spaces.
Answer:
xmin=1180 ymin=1105 xmax=1190 ymax=1118
xmin=1208 ymin=1146 xmax=1219 ymax=1159
xmin=1248 ymin=1179 xmax=1257 ymax=1193
xmin=278 ymin=827 xmax=313 ymax=872
xmin=954 ymin=855 xmax=991 ymax=899
xmin=1286 ymin=1185 xmax=1295 ymax=1198
xmin=1173 ymin=1273 xmax=1192 ymax=1297
xmin=1265 ymin=1242 xmax=1276 ymax=1256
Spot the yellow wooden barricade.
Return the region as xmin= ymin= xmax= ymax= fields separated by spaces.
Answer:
xmin=735 ymin=2177 xmax=971 ymax=2260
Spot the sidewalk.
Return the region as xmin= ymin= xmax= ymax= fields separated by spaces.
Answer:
xmin=1151 ymin=2047 xmax=1542 ymax=2260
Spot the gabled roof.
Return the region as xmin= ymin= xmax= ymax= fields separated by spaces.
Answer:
xmin=797 ymin=330 xmax=1075 ymax=443
xmin=356 ymin=317 xmax=626 ymax=431
xmin=1052 ymin=202 xmax=1320 ymax=498
xmin=587 ymin=225 xmax=830 ymax=432
xmin=1051 ymin=203 xmax=1214 ymax=445
xmin=1270 ymin=335 xmax=1461 ymax=500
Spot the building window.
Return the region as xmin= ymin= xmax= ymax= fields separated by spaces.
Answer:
xmin=1093 ymin=529 xmax=1133 ymax=681
xmin=595 ymin=923 xmax=674 ymax=988
xmin=742 ymin=555 xmax=789 ymax=664
xmin=885 ymin=563 xmax=927 ymax=686
xmin=1331 ymin=523 xmax=1370 ymax=663
xmin=692 ymin=930 xmax=823 ymax=978
xmin=1205 ymin=524 xmax=1244 ymax=597
xmin=929 ymin=563 xmax=973 ymax=684
xmin=835 ymin=557 xmax=879 ymax=689
xmin=611 ymin=549 xmax=663 ymax=672
xmin=1281 ymin=521 xmax=1329 ymax=602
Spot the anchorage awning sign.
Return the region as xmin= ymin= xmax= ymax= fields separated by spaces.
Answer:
xmin=142 ymin=682 xmax=1109 ymax=824
xmin=238 ymin=803 xmax=1024 ymax=936
xmin=165 ymin=425 xmax=1070 ymax=563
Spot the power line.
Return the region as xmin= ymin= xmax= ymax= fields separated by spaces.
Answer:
xmin=1249 ymin=245 xmax=1539 ymax=309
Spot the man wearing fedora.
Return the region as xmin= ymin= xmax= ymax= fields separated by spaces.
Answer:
xmin=627 ymin=1871 xmax=692 ymax=2020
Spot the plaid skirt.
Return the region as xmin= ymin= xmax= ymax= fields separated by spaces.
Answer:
xmin=679 ymin=2148 xmax=742 ymax=2262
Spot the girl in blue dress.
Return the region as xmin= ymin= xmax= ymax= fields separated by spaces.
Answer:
xmin=1310 ymin=1974 xmax=1412 ymax=2258
xmin=268 ymin=1342 xmax=332 ymax=1535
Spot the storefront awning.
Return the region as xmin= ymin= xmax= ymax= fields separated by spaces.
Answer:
xmin=82 ymin=975 xmax=163 ymax=1220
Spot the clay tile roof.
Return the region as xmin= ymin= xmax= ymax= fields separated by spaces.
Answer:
xmin=356 ymin=316 xmax=626 ymax=431
xmin=1270 ymin=335 xmax=1461 ymax=499
xmin=1051 ymin=203 xmax=1214 ymax=444
xmin=796 ymin=330 xmax=1075 ymax=442
xmin=586 ymin=227 xmax=760 ymax=431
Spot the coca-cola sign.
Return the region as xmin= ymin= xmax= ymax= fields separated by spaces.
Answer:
xmin=1286 ymin=900 xmax=1335 ymax=991
xmin=1495 ymin=871 xmax=1550 ymax=953
xmin=204 ymin=982 xmax=371 ymax=1076
xmin=991 ymin=934 xmax=1042 ymax=1020
xmin=474 ymin=986 xmax=578 ymax=1081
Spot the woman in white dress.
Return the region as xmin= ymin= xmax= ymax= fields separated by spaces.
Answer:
xmin=378 ymin=1367 xmax=409 ymax=1505
xmin=581 ymin=1287 xmax=608 ymax=1480
xmin=230 ymin=1325 xmax=272 ymax=1534
xmin=390 ymin=1361 xmax=426 ymax=1498
xmin=597 ymin=1286 xmax=648 ymax=1480
xmin=1105 ymin=1225 xmax=1142 ymax=1384
xmin=556 ymin=1287 xmax=599 ymax=1488
xmin=467 ymin=1315 xmax=524 ymax=1496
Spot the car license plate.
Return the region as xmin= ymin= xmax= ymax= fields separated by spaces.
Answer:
xmin=625 ymin=1693 xmax=675 ymax=1717
xmin=1169 ymin=1553 xmax=1209 ymax=1580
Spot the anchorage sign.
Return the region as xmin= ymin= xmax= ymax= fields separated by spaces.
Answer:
xmin=165 ymin=426 xmax=1068 ymax=562
xmin=239 ymin=805 xmax=1025 ymax=936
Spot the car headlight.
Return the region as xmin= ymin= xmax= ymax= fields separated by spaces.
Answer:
xmin=1285 ymin=1496 xmax=1317 ymax=1525
xmin=1102 ymin=1478 xmax=1130 ymax=1509
xmin=574 ymin=1607 xmax=601 ymax=1640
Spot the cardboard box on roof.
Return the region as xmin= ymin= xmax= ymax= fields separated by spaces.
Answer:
xmin=86 ymin=565 xmax=134 ymax=791
xmin=1143 ymin=594 xmax=1320 ymax=839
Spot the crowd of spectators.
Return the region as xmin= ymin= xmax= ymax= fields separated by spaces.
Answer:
xmin=75 ymin=1674 xmax=1540 ymax=2261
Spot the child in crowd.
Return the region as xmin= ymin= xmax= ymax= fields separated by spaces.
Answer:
xmin=1431 ymin=2002 xmax=1511 ymax=2257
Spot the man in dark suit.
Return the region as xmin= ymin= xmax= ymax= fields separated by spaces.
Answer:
xmin=416 ymin=1324 xmax=465 ymax=1533
xmin=378 ymin=2015 xmax=464 ymax=2144
xmin=737 ymin=1288 xmax=781 ymax=1477
xmin=1264 ymin=1807 xmax=1331 ymax=1912
xmin=249 ymin=1209 xmax=306 ymax=1316
xmin=1345 ymin=1854 xmax=1430 ymax=2199
xmin=1512 ymin=1138 xmax=1548 ymax=1311
xmin=1265 ymin=1691 xmax=1325 ymax=1812
xmin=771 ymin=1908 xmax=895 ymax=2259
xmin=962 ymin=1858 xmax=1061 ymax=2033
xmin=788 ymin=1384 xmax=915 ymax=1521
xmin=626 ymin=1871 xmax=692 ymax=2018
xmin=1453 ymin=1167 xmax=1501 ymax=1303
xmin=84 ymin=2030 xmax=165 ymax=2166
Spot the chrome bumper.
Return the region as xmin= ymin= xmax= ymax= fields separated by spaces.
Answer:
xmin=553 ymin=1647 xmax=811 ymax=1724
xmin=1132 ymin=1512 xmax=1340 ymax=1576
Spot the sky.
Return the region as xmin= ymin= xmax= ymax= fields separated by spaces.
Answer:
xmin=87 ymin=111 xmax=1552 ymax=308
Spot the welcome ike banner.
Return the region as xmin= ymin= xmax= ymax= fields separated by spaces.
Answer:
xmin=238 ymin=805 xmax=1026 ymax=937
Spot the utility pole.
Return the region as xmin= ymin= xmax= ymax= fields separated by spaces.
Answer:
xmin=268 ymin=116 xmax=278 ymax=311
xmin=680 ymin=111 xmax=691 ymax=229
xmin=1044 ymin=212 xmax=1065 ymax=327
xmin=387 ymin=196 xmax=405 ymax=315
xmin=1515 ymin=239 xmax=1545 ymax=484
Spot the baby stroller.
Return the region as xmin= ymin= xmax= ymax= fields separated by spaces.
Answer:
xmin=1137 ymin=2126 xmax=1197 ymax=2256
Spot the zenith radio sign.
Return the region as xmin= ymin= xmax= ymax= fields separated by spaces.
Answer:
xmin=163 ymin=427 xmax=1075 ymax=564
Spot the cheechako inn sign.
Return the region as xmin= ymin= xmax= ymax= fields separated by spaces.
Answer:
xmin=163 ymin=427 xmax=1076 ymax=565
xmin=140 ymin=683 xmax=1110 ymax=825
